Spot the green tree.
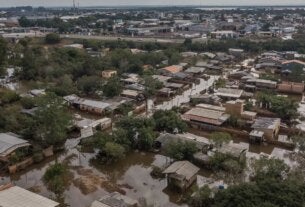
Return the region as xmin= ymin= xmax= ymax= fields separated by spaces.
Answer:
xmin=143 ymin=75 xmax=163 ymax=98
xmin=0 ymin=37 xmax=7 ymax=73
xmin=153 ymin=110 xmax=187 ymax=133
xmin=45 ymin=33 xmax=61 ymax=44
xmin=189 ymin=185 xmax=213 ymax=207
xmin=137 ymin=127 xmax=155 ymax=150
xmin=166 ymin=140 xmax=197 ymax=160
xmin=103 ymin=76 xmax=123 ymax=97
xmin=210 ymin=132 xmax=232 ymax=149
xmin=33 ymin=94 xmax=72 ymax=148
xmin=213 ymin=179 xmax=305 ymax=207
xmin=102 ymin=142 xmax=125 ymax=162
xmin=49 ymin=74 xmax=77 ymax=96
xmin=43 ymin=163 xmax=70 ymax=194
xmin=77 ymin=75 xmax=103 ymax=95
xmin=250 ymin=157 xmax=289 ymax=181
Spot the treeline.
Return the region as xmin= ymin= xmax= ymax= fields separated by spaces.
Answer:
xmin=81 ymin=37 xmax=305 ymax=54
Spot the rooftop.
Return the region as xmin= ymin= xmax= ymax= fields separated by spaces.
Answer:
xmin=0 ymin=133 xmax=30 ymax=158
xmin=183 ymin=107 xmax=230 ymax=126
xmin=163 ymin=161 xmax=200 ymax=181
xmin=0 ymin=185 xmax=59 ymax=207
xmin=252 ymin=117 xmax=281 ymax=129
xmin=215 ymin=88 xmax=243 ymax=98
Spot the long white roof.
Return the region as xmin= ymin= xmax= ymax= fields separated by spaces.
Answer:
xmin=0 ymin=186 xmax=59 ymax=207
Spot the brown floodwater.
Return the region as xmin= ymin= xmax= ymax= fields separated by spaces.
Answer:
xmin=0 ymin=144 xmax=191 ymax=207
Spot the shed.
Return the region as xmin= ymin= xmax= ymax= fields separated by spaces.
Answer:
xmin=163 ymin=161 xmax=200 ymax=190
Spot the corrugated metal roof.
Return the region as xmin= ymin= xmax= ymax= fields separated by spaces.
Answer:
xmin=0 ymin=186 xmax=59 ymax=207
xmin=163 ymin=161 xmax=199 ymax=181
xmin=0 ymin=133 xmax=30 ymax=157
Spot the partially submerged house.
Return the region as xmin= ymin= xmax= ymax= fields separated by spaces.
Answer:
xmin=277 ymin=81 xmax=305 ymax=94
xmin=0 ymin=133 xmax=31 ymax=162
xmin=218 ymin=143 xmax=247 ymax=161
xmin=251 ymin=117 xmax=281 ymax=141
xmin=215 ymin=88 xmax=243 ymax=100
xmin=182 ymin=107 xmax=230 ymax=127
xmin=0 ymin=184 xmax=59 ymax=207
xmin=73 ymin=117 xmax=112 ymax=138
xmin=64 ymin=95 xmax=111 ymax=115
xmin=91 ymin=192 xmax=138 ymax=207
xmin=155 ymin=133 xmax=211 ymax=152
xmin=158 ymin=65 xmax=183 ymax=76
xmin=163 ymin=161 xmax=200 ymax=191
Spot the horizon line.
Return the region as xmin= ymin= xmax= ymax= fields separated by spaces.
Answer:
xmin=2 ymin=4 xmax=305 ymax=9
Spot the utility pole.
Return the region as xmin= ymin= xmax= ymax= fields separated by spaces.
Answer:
xmin=73 ymin=0 xmax=76 ymax=12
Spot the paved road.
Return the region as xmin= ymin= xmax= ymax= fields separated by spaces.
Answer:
xmin=61 ymin=34 xmax=185 ymax=44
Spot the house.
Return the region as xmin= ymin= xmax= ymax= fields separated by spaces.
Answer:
xmin=152 ymin=75 xmax=171 ymax=84
xmin=282 ymin=59 xmax=305 ymax=70
xmin=211 ymin=30 xmax=237 ymax=39
xmin=251 ymin=117 xmax=281 ymax=140
xmin=121 ymin=73 xmax=140 ymax=85
xmin=182 ymin=107 xmax=230 ymax=126
xmin=249 ymin=130 xmax=265 ymax=143
xmin=64 ymin=43 xmax=83 ymax=49
xmin=158 ymin=65 xmax=183 ymax=75
xmin=121 ymin=89 xmax=145 ymax=101
xmin=0 ymin=184 xmax=59 ymax=207
xmin=218 ymin=143 xmax=247 ymax=161
xmin=29 ymin=89 xmax=46 ymax=97
xmin=91 ymin=192 xmax=138 ymax=207
xmin=246 ymin=79 xmax=277 ymax=90
xmin=190 ymin=94 xmax=221 ymax=105
xmin=155 ymin=133 xmax=211 ymax=152
xmin=225 ymin=100 xmax=257 ymax=121
xmin=74 ymin=117 xmax=112 ymax=137
xmin=0 ymin=133 xmax=31 ymax=162
xmin=196 ymin=103 xmax=225 ymax=112
xmin=215 ymin=88 xmax=243 ymax=100
xmin=277 ymin=81 xmax=305 ymax=94
xmin=64 ymin=95 xmax=110 ymax=115
xmin=163 ymin=161 xmax=200 ymax=191
xmin=228 ymin=48 xmax=244 ymax=57
xmin=102 ymin=70 xmax=117 ymax=79
xmin=158 ymin=87 xmax=176 ymax=97
xmin=185 ymin=67 xmax=206 ymax=75
xmin=180 ymin=52 xmax=198 ymax=58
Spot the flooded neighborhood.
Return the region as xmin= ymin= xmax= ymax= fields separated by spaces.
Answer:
xmin=1 ymin=3 xmax=305 ymax=207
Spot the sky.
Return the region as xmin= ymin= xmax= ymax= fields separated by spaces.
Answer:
xmin=1 ymin=0 xmax=305 ymax=7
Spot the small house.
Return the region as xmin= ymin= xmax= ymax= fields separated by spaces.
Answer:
xmin=215 ymin=88 xmax=243 ymax=100
xmin=163 ymin=161 xmax=200 ymax=191
xmin=158 ymin=65 xmax=183 ymax=76
xmin=218 ymin=143 xmax=247 ymax=161
xmin=251 ymin=117 xmax=281 ymax=140
xmin=102 ymin=70 xmax=117 ymax=79
xmin=0 ymin=133 xmax=31 ymax=162
xmin=249 ymin=130 xmax=265 ymax=144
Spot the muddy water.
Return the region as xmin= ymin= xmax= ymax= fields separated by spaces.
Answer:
xmin=0 ymin=145 xmax=189 ymax=207
xmin=155 ymin=76 xmax=218 ymax=111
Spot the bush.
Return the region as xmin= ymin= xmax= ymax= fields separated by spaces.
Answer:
xmin=43 ymin=163 xmax=70 ymax=194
